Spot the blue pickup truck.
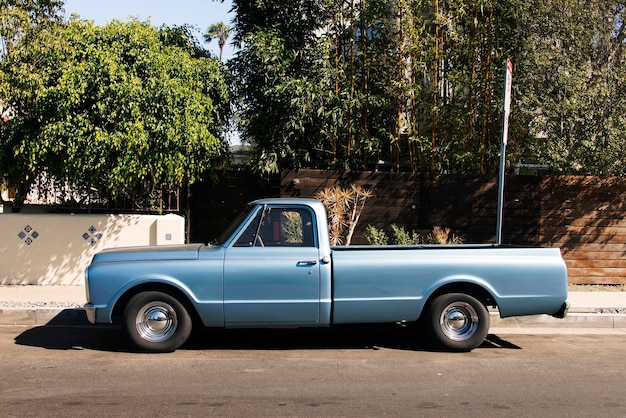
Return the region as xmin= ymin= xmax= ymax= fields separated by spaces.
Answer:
xmin=84 ymin=198 xmax=569 ymax=352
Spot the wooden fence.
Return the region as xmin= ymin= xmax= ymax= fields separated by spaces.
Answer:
xmin=190 ymin=169 xmax=626 ymax=285
xmin=189 ymin=171 xmax=280 ymax=244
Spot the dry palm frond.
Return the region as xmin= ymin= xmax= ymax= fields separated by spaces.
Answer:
xmin=316 ymin=185 xmax=373 ymax=246
xmin=329 ymin=229 xmax=344 ymax=246
xmin=431 ymin=226 xmax=451 ymax=244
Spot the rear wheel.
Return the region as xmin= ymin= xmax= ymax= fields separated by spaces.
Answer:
xmin=427 ymin=293 xmax=489 ymax=352
xmin=123 ymin=291 xmax=192 ymax=352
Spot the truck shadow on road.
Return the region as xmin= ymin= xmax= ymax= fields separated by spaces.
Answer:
xmin=13 ymin=309 xmax=521 ymax=352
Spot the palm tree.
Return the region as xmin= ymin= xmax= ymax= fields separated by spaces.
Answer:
xmin=204 ymin=22 xmax=231 ymax=62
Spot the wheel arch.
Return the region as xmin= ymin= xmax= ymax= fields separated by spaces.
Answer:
xmin=423 ymin=281 xmax=497 ymax=317
xmin=111 ymin=282 xmax=201 ymax=326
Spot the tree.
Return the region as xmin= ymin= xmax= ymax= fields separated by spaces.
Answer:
xmin=0 ymin=18 xmax=230 ymax=210
xmin=0 ymin=0 xmax=63 ymax=57
xmin=229 ymin=0 xmax=626 ymax=177
xmin=230 ymin=0 xmax=330 ymax=173
xmin=0 ymin=0 xmax=64 ymax=207
xmin=513 ymin=0 xmax=626 ymax=175
xmin=204 ymin=21 xmax=231 ymax=61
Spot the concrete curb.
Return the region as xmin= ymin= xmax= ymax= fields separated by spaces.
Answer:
xmin=490 ymin=312 xmax=626 ymax=329
xmin=0 ymin=308 xmax=71 ymax=325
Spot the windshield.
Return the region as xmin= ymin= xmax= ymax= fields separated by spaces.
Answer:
xmin=211 ymin=204 xmax=256 ymax=245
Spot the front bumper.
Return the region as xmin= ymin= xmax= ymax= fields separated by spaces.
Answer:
xmin=84 ymin=304 xmax=96 ymax=324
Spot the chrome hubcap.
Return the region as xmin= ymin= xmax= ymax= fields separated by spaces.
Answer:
xmin=135 ymin=302 xmax=178 ymax=343
xmin=439 ymin=302 xmax=479 ymax=341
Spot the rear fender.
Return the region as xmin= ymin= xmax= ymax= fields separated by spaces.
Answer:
xmin=421 ymin=277 xmax=499 ymax=317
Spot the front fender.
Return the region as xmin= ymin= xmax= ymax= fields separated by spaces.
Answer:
xmin=86 ymin=256 xmax=224 ymax=326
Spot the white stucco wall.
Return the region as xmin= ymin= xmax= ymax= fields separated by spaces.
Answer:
xmin=0 ymin=213 xmax=185 ymax=285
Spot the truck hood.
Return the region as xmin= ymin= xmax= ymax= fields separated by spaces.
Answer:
xmin=91 ymin=244 xmax=205 ymax=264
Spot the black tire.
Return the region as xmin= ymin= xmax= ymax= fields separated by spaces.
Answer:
xmin=426 ymin=293 xmax=490 ymax=352
xmin=123 ymin=291 xmax=192 ymax=352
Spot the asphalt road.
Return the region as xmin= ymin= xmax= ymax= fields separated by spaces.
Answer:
xmin=1 ymin=322 xmax=625 ymax=417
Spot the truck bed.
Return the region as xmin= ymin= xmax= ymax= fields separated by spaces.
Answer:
xmin=330 ymin=245 xmax=568 ymax=322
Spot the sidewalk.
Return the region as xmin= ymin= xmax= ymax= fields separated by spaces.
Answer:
xmin=490 ymin=291 xmax=626 ymax=333
xmin=0 ymin=285 xmax=625 ymax=331
xmin=0 ymin=285 xmax=86 ymax=326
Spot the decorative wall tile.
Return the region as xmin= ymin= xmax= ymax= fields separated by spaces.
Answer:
xmin=82 ymin=225 xmax=103 ymax=246
xmin=18 ymin=225 xmax=39 ymax=245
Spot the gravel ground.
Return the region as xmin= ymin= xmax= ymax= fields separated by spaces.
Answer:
xmin=596 ymin=307 xmax=626 ymax=314
xmin=0 ymin=301 xmax=82 ymax=309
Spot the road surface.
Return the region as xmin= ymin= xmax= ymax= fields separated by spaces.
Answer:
xmin=1 ymin=320 xmax=624 ymax=417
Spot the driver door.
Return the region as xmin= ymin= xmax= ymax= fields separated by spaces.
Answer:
xmin=223 ymin=205 xmax=320 ymax=326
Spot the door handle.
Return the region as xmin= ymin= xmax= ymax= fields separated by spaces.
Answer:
xmin=297 ymin=260 xmax=318 ymax=266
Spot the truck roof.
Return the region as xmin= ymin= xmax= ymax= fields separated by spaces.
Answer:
xmin=251 ymin=197 xmax=324 ymax=208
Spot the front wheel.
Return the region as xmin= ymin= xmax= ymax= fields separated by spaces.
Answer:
xmin=426 ymin=293 xmax=490 ymax=352
xmin=123 ymin=291 xmax=192 ymax=352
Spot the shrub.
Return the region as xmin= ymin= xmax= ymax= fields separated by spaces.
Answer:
xmin=364 ymin=225 xmax=389 ymax=245
xmin=365 ymin=225 xmax=462 ymax=245
xmin=390 ymin=224 xmax=422 ymax=245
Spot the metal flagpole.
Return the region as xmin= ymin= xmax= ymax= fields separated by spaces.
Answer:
xmin=496 ymin=59 xmax=513 ymax=245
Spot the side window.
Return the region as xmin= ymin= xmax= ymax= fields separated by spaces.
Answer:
xmin=233 ymin=207 xmax=315 ymax=247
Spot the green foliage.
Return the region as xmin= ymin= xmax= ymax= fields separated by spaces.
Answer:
xmin=513 ymin=0 xmax=626 ymax=175
xmin=0 ymin=0 xmax=63 ymax=56
xmin=0 ymin=0 xmax=64 ymax=205
xmin=390 ymin=224 xmax=422 ymax=245
xmin=230 ymin=0 xmax=626 ymax=177
xmin=364 ymin=224 xmax=389 ymax=245
xmin=365 ymin=224 xmax=462 ymax=245
xmin=230 ymin=0 xmax=329 ymax=173
xmin=0 ymin=17 xmax=230 ymax=207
